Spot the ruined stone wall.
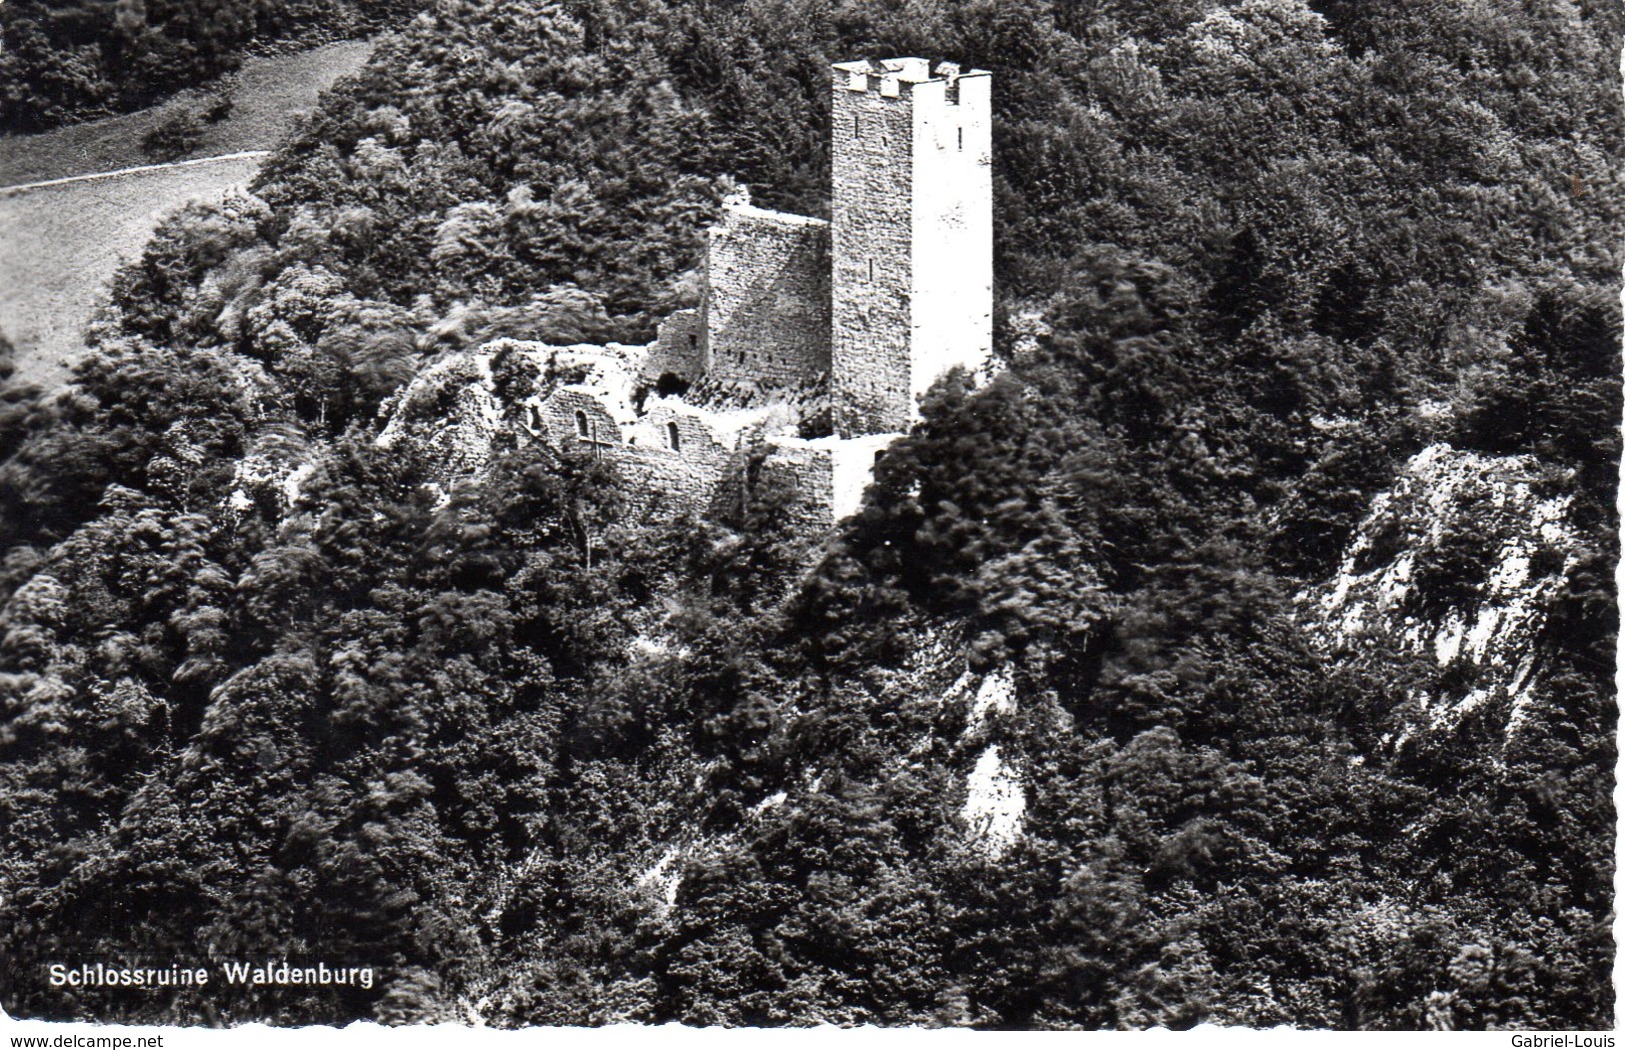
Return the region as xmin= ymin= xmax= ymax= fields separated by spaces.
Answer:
xmin=619 ymin=445 xmax=726 ymax=517
xmin=830 ymin=66 xmax=916 ymax=436
xmin=618 ymin=401 xmax=754 ymax=519
xmin=537 ymin=388 xmax=626 ymax=455
xmin=757 ymin=440 xmax=836 ymax=530
xmin=759 ymin=431 xmax=900 ymax=527
xmin=568 ymin=425 xmax=856 ymax=530
xmin=646 ymin=308 xmax=706 ymax=383
xmin=704 ymin=204 xmax=831 ymax=389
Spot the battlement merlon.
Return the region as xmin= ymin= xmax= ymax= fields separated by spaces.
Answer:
xmin=832 ymin=58 xmax=991 ymax=102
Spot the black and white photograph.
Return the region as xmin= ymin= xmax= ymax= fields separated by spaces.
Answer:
xmin=0 ymin=0 xmax=1617 ymax=1033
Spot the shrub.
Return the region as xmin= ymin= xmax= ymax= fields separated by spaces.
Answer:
xmin=200 ymin=89 xmax=234 ymax=124
xmin=140 ymin=109 xmax=204 ymax=161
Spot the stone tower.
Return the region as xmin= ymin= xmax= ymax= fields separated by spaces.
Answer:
xmin=829 ymin=57 xmax=993 ymax=437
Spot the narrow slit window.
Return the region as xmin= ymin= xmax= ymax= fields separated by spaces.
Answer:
xmin=853 ymin=113 xmax=860 ymax=139
xmin=666 ymin=421 xmax=681 ymax=451
xmin=957 ymin=126 xmax=963 ymax=151
xmin=575 ymin=410 xmax=589 ymax=437
xmin=867 ymin=258 xmax=874 ymax=282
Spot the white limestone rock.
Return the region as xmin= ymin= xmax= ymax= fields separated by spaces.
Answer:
xmin=961 ymin=744 xmax=1025 ymax=857
xmin=1305 ymin=443 xmax=1578 ymax=750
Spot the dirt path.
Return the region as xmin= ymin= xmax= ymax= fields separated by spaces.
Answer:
xmin=0 ymin=151 xmax=272 ymax=197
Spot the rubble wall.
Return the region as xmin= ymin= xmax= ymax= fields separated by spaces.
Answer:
xmin=647 ymin=308 xmax=705 ymax=383
xmin=538 ymin=388 xmax=626 ymax=453
xmin=757 ymin=441 xmax=836 ymax=529
xmin=620 ymin=402 xmax=745 ymax=518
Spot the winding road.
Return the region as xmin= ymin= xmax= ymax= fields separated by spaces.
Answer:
xmin=0 ymin=150 xmax=272 ymax=197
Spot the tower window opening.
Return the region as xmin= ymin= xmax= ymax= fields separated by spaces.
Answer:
xmin=575 ymin=410 xmax=589 ymax=437
xmin=957 ymin=126 xmax=963 ymax=151
xmin=666 ymin=421 xmax=681 ymax=451
xmin=868 ymin=258 xmax=874 ymax=282
xmin=688 ymin=332 xmax=697 ymax=349
xmin=853 ymin=113 xmax=860 ymax=139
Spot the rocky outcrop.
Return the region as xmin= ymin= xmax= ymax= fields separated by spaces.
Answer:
xmin=961 ymin=743 xmax=1025 ymax=856
xmin=923 ymin=638 xmax=1028 ymax=857
xmin=1305 ymin=443 xmax=1579 ymax=750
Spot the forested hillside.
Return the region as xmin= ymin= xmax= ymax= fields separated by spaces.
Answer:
xmin=0 ymin=0 xmax=1617 ymax=1029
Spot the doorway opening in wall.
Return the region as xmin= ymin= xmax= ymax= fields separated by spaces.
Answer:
xmin=655 ymin=371 xmax=690 ymax=398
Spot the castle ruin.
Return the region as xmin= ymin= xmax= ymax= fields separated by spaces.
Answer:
xmin=388 ymin=57 xmax=992 ymax=525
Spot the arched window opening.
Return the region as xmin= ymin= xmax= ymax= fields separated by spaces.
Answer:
xmin=575 ymin=410 xmax=589 ymax=437
xmin=666 ymin=421 xmax=681 ymax=451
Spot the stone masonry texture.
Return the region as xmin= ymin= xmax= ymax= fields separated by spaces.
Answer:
xmin=703 ymin=203 xmax=832 ymax=389
xmin=831 ymin=59 xmax=992 ymax=437
xmin=647 ymin=308 xmax=705 ymax=383
xmin=831 ymin=67 xmax=915 ymax=436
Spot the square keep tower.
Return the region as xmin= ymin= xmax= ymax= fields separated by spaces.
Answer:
xmin=830 ymin=57 xmax=992 ymax=437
